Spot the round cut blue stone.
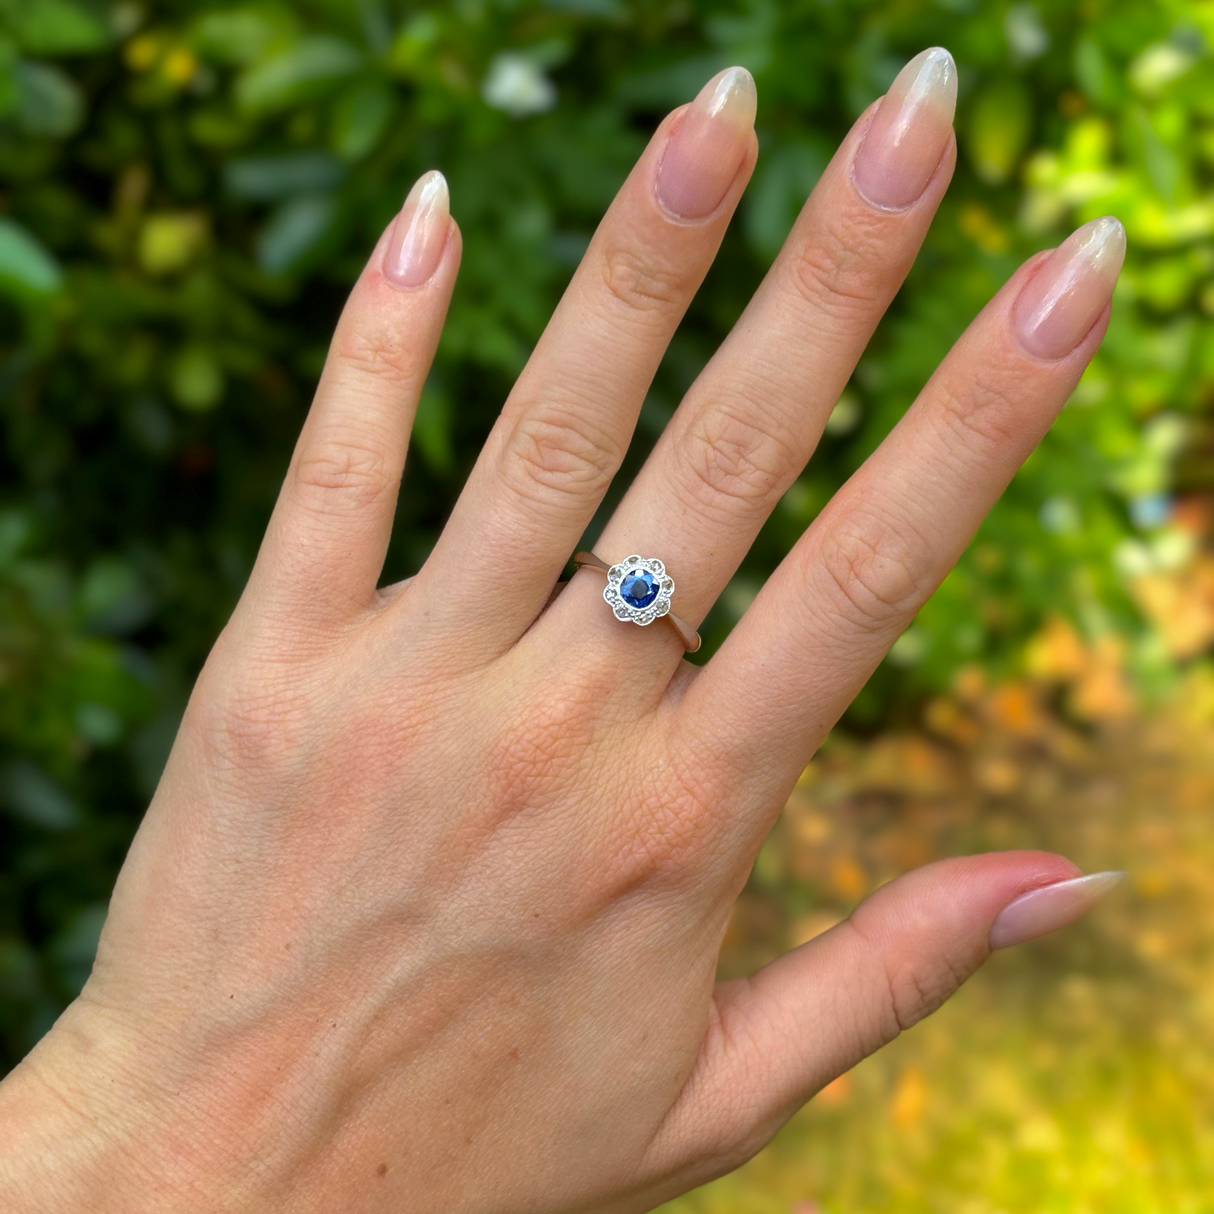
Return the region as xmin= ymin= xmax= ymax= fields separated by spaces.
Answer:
xmin=619 ymin=569 xmax=659 ymax=609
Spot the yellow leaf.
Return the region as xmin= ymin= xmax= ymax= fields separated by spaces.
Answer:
xmin=986 ymin=683 xmax=1042 ymax=736
xmin=889 ymin=1067 xmax=927 ymax=1129
xmin=1026 ymin=616 xmax=1089 ymax=681
xmin=829 ymin=856 xmax=867 ymax=902
xmin=138 ymin=212 xmax=208 ymax=276
xmin=125 ymin=33 xmax=161 ymax=72
xmin=974 ymin=754 xmax=1021 ymax=795
xmin=958 ymin=203 xmax=1010 ymax=253
xmin=816 ymin=1073 xmax=851 ymax=1107
xmin=163 ymin=47 xmax=198 ymax=87
xmin=789 ymin=912 xmax=841 ymax=948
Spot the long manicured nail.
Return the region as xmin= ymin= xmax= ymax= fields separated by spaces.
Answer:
xmin=656 ymin=66 xmax=757 ymax=221
xmin=1012 ymin=216 xmax=1126 ymax=360
xmin=989 ymin=871 xmax=1126 ymax=950
xmin=384 ymin=170 xmax=450 ymax=288
xmin=852 ymin=47 xmax=957 ymax=209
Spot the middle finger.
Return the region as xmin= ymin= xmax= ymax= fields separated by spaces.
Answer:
xmin=408 ymin=68 xmax=758 ymax=661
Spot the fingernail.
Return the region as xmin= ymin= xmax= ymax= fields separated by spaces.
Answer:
xmin=852 ymin=47 xmax=957 ymax=209
xmin=656 ymin=66 xmax=757 ymax=221
xmin=1012 ymin=216 xmax=1126 ymax=360
xmin=384 ymin=170 xmax=450 ymax=288
xmin=989 ymin=871 xmax=1126 ymax=950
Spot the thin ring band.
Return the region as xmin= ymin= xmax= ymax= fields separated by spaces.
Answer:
xmin=574 ymin=551 xmax=702 ymax=653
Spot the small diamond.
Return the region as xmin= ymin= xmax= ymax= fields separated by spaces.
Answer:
xmin=620 ymin=569 xmax=659 ymax=609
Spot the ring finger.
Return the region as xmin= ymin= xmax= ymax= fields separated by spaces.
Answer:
xmin=545 ymin=48 xmax=957 ymax=661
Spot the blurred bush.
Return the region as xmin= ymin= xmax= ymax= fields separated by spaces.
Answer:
xmin=1 ymin=0 xmax=1212 ymax=1089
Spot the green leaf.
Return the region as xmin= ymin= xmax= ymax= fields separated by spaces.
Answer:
xmin=965 ymin=77 xmax=1033 ymax=184
xmin=1132 ymin=105 xmax=1184 ymax=203
xmin=224 ymin=151 xmax=347 ymax=200
xmin=744 ymin=137 xmax=828 ymax=261
xmin=615 ymin=52 xmax=735 ymax=107
xmin=412 ymin=384 xmax=453 ymax=474
xmin=0 ymin=36 xmax=19 ymax=116
xmin=168 ymin=345 xmax=226 ymax=412
xmin=235 ymin=36 xmax=364 ymax=113
xmin=0 ymin=940 xmax=40 ymax=1002
xmin=13 ymin=60 xmax=84 ymax=137
xmin=330 ymin=79 xmax=394 ymax=161
xmin=0 ymin=218 xmax=63 ymax=298
xmin=78 ymin=558 xmax=153 ymax=634
xmin=50 ymin=904 xmax=107 ymax=994
xmin=0 ymin=762 xmax=80 ymax=831
xmin=190 ymin=7 xmax=293 ymax=66
xmin=542 ymin=0 xmax=626 ymax=16
xmin=9 ymin=0 xmax=111 ymax=55
xmin=138 ymin=212 xmax=209 ymax=276
xmin=1129 ymin=41 xmax=1199 ymax=98
xmin=1074 ymin=35 xmax=1121 ymax=108
xmin=0 ymin=510 xmax=33 ymax=568
xmin=74 ymin=702 xmax=123 ymax=746
xmin=256 ymin=193 xmax=341 ymax=275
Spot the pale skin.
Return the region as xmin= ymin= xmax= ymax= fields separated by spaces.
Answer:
xmin=0 ymin=50 xmax=1128 ymax=1213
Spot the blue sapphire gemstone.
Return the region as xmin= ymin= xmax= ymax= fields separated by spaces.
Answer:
xmin=619 ymin=569 xmax=659 ymax=609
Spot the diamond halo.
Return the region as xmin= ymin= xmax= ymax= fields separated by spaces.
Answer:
xmin=603 ymin=554 xmax=675 ymax=627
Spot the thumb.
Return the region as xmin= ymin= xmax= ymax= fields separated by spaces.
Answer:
xmin=650 ymin=852 xmax=1124 ymax=1187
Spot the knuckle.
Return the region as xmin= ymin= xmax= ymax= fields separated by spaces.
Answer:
xmin=611 ymin=798 xmax=704 ymax=888
xmin=609 ymin=745 xmax=733 ymax=885
xmin=501 ymin=403 xmax=621 ymax=507
xmin=877 ymin=948 xmax=963 ymax=1036
xmin=716 ymin=1120 xmax=780 ymax=1178
xmin=677 ymin=406 xmax=794 ymax=517
xmin=845 ymin=916 xmax=973 ymax=1049
xmin=815 ymin=515 xmax=925 ymax=633
xmin=294 ymin=433 xmax=393 ymax=511
xmin=482 ymin=683 xmax=603 ymax=831
xmin=332 ymin=325 xmax=421 ymax=390
xmin=789 ymin=221 xmax=887 ymax=319
xmin=599 ymin=241 xmax=688 ymax=317
xmin=692 ymin=1116 xmax=776 ymax=1184
xmin=935 ymin=375 xmax=1023 ymax=453
xmin=195 ymin=663 xmax=313 ymax=784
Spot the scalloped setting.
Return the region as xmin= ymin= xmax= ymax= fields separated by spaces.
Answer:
xmin=603 ymin=554 xmax=675 ymax=627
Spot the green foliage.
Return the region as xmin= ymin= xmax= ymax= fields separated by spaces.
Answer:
xmin=0 ymin=0 xmax=1211 ymax=1081
xmin=0 ymin=218 xmax=63 ymax=295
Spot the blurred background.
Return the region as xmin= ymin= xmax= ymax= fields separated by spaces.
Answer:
xmin=1 ymin=0 xmax=1213 ymax=1208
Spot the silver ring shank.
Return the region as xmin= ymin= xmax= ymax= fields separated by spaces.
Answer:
xmin=573 ymin=551 xmax=702 ymax=653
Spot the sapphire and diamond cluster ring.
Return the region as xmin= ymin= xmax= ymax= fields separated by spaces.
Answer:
xmin=573 ymin=551 xmax=702 ymax=653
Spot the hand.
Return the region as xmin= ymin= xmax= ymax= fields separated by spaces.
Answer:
xmin=0 ymin=49 xmax=1125 ymax=1213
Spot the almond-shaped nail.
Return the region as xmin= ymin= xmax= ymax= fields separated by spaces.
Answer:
xmin=853 ymin=47 xmax=957 ymax=209
xmin=989 ymin=871 xmax=1126 ymax=950
xmin=1012 ymin=216 xmax=1126 ymax=360
xmin=656 ymin=66 xmax=757 ymax=221
xmin=384 ymin=170 xmax=450 ymax=288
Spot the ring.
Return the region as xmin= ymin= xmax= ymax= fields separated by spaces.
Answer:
xmin=573 ymin=551 xmax=702 ymax=653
